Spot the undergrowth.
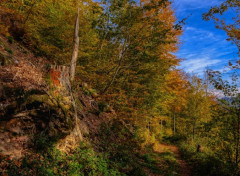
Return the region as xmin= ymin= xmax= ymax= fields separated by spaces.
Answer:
xmin=178 ymin=141 xmax=232 ymax=176
xmin=140 ymin=149 xmax=179 ymax=176
xmin=97 ymin=121 xmax=180 ymax=176
xmin=1 ymin=120 xmax=181 ymax=176
xmin=0 ymin=142 xmax=121 ymax=176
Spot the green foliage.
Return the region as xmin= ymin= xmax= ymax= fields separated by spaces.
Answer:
xmin=66 ymin=143 xmax=120 ymax=176
xmin=82 ymin=87 xmax=97 ymax=97
xmin=1 ymin=0 xmax=100 ymax=62
xmin=163 ymin=134 xmax=187 ymax=144
xmin=98 ymin=121 xmax=142 ymax=171
xmin=0 ymin=0 xmax=183 ymax=150
xmin=179 ymin=141 xmax=232 ymax=176
xmin=203 ymin=0 xmax=240 ymax=52
xmin=98 ymin=102 xmax=107 ymax=112
xmin=7 ymin=36 xmax=14 ymax=44
xmin=3 ymin=0 xmax=238 ymax=176
xmin=141 ymin=152 xmax=160 ymax=173
xmin=140 ymin=147 xmax=179 ymax=176
xmin=33 ymin=132 xmax=59 ymax=152
xmin=1 ymin=142 xmax=121 ymax=176
xmin=4 ymin=47 xmax=13 ymax=54
xmin=97 ymin=121 xmax=181 ymax=175
xmin=158 ymin=152 xmax=179 ymax=176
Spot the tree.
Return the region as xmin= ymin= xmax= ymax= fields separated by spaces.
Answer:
xmin=208 ymin=65 xmax=240 ymax=172
xmin=183 ymin=76 xmax=212 ymax=140
xmin=0 ymin=0 xmax=100 ymax=63
xmin=70 ymin=8 xmax=80 ymax=82
xmin=83 ymin=0 xmax=183 ymax=144
xmin=1 ymin=0 xmax=183 ymax=146
xmin=200 ymin=2 xmax=240 ymax=173
xmin=203 ymin=0 xmax=240 ymax=52
xmin=164 ymin=70 xmax=188 ymax=134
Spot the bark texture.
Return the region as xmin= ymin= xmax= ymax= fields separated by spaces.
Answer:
xmin=70 ymin=8 xmax=80 ymax=82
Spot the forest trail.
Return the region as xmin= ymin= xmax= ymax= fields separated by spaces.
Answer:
xmin=154 ymin=144 xmax=191 ymax=176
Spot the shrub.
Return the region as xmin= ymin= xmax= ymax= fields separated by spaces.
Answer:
xmin=162 ymin=134 xmax=187 ymax=144
xmin=1 ymin=142 xmax=121 ymax=176
xmin=179 ymin=141 xmax=232 ymax=176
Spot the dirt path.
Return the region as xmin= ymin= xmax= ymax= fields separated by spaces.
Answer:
xmin=154 ymin=144 xmax=191 ymax=176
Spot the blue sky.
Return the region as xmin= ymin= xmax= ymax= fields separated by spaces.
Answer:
xmin=172 ymin=0 xmax=239 ymax=77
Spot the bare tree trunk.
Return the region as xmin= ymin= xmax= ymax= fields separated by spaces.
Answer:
xmin=101 ymin=43 xmax=126 ymax=94
xmin=24 ymin=0 xmax=38 ymax=24
xmin=70 ymin=8 xmax=80 ymax=82
xmin=102 ymin=66 xmax=120 ymax=94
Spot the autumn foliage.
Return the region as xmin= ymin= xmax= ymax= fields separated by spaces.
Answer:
xmin=1 ymin=0 xmax=240 ymax=175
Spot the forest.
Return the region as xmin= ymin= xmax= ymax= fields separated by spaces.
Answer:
xmin=0 ymin=0 xmax=239 ymax=175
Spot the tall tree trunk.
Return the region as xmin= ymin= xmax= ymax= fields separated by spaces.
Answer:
xmin=70 ymin=8 xmax=80 ymax=82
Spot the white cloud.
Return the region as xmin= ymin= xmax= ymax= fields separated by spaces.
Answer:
xmin=183 ymin=26 xmax=219 ymax=42
xmin=176 ymin=24 xmax=238 ymax=76
xmin=172 ymin=0 xmax=239 ymax=79
xmin=180 ymin=57 xmax=221 ymax=74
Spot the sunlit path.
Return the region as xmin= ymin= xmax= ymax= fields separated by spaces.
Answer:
xmin=154 ymin=144 xmax=191 ymax=176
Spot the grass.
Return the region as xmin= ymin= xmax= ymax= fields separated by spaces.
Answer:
xmin=139 ymin=148 xmax=180 ymax=176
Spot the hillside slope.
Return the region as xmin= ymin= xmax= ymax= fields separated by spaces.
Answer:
xmin=0 ymin=35 xmax=114 ymax=160
xmin=0 ymin=34 xmax=186 ymax=176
